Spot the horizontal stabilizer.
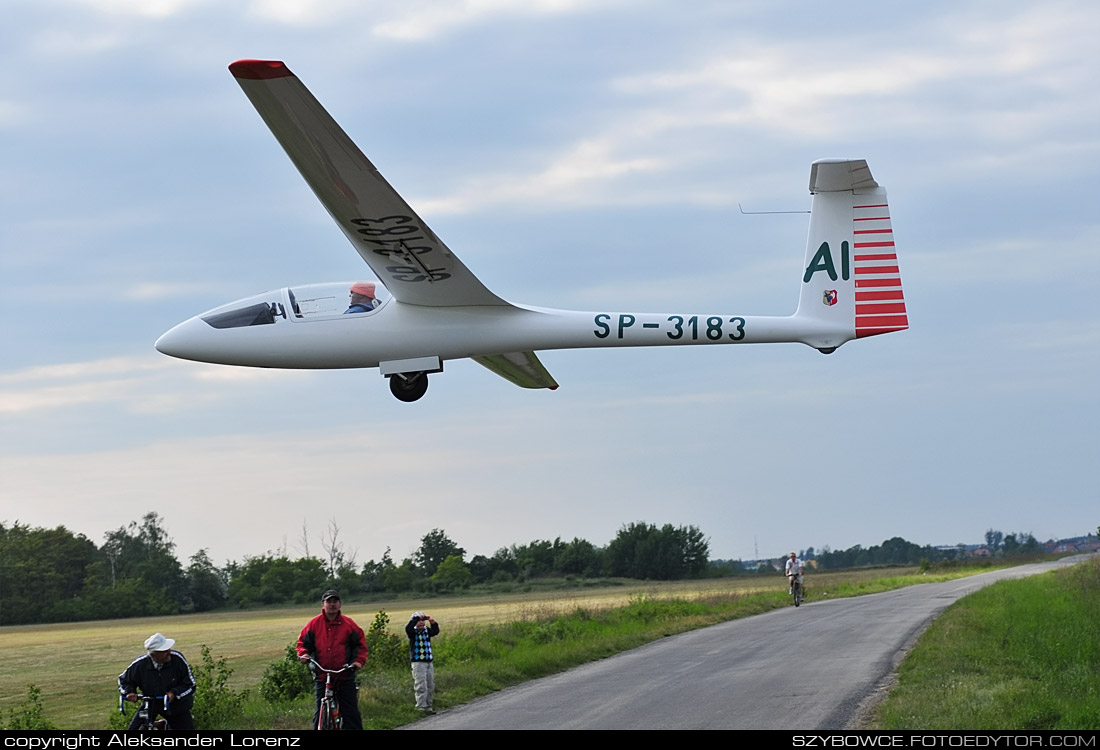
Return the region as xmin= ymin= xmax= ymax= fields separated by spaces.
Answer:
xmin=809 ymin=159 xmax=878 ymax=193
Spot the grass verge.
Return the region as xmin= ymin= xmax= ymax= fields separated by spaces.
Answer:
xmin=872 ymin=557 xmax=1100 ymax=730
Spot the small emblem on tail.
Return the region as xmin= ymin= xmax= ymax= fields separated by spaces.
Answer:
xmin=823 ymin=289 xmax=838 ymax=307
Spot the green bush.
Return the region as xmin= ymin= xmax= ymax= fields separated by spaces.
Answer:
xmin=365 ymin=610 xmax=409 ymax=671
xmin=259 ymin=643 xmax=313 ymax=703
xmin=192 ymin=644 xmax=247 ymax=729
xmin=107 ymin=702 xmax=131 ymax=730
xmin=2 ymin=685 xmax=56 ymax=730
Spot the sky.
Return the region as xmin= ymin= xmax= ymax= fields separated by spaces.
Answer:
xmin=2 ymin=0 xmax=1097 ymax=570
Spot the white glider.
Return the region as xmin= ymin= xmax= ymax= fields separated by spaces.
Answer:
xmin=155 ymin=60 xmax=908 ymax=402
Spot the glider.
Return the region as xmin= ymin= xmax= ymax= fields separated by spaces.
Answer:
xmin=155 ymin=60 xmax=908 ymax=402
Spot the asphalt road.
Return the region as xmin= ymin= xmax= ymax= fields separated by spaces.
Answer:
xmin=406 ymin=557 xmax=1087 ymax=730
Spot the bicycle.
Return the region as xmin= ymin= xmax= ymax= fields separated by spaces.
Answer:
xmin=308 ymin=659 xmax=356 ymax=730
xmin=790 ymin=576 xmax=803 ymax=607
xmin=119 ymin=694 xmax=170 ymax=730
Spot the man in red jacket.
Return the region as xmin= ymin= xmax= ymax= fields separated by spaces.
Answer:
xmin=297 ymin=589 xmax=367 ymax=729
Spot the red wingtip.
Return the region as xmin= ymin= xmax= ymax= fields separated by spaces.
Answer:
xmin=229 ymin=60 xmax=294 ymax=80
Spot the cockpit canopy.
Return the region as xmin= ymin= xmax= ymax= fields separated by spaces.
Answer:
xmin=201 ymin=281 xmax=390 ymax=329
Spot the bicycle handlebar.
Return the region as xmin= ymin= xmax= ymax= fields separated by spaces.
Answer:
xmin=119 ymin=694 xmax=170 ymax=713
xmin=307 ymin=658 xmax=355 ymax=675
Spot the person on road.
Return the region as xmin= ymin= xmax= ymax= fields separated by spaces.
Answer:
xmin=118 ymin=632 xmax=196 ymax=730
xmin=785 ymin=552 xmax=804 ymax=596
xmin=297 ymin=589 xmax=367 ymax=730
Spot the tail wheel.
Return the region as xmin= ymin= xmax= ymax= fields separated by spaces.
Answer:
xmin=389 ymin=372 xmax=428 ymax=402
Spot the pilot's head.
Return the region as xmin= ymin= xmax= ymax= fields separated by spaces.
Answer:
xmin=349 ymin=281 xmax=377 ymax=307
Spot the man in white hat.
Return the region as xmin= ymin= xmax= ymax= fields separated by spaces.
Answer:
xmin=118 ymin=633 xmax=196 ymax=730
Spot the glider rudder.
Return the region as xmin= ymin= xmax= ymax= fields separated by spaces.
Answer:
xmin=795 ymin=159 xmax=908 ymax=352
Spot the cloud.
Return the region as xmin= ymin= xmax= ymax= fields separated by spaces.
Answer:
xmin=65 ymin=0 xmax=210 ymax=19
xmin=0 ymin=356 xmax=171 ymax=414
xmin=904 ymin=225 xmax=1100 ymax=287
xmin=121 ymin=282 xmax=226 ymax=301
xmin=416 ymin=138 xmax=665 ymax=215
xmin=235 ymin=0 xmax=597 ymax=36
xmin=242 ymin=0 xmax=356 ymax=26
xmin=1018 ymin=320 xmax=1100 ymax=351
xmin=371 ymin=0 xmax=595 ymax=42
xmin=0 ymin=355 xmax=303 ymax=415
xmin=609 ymin=4 xmax=1100 ymax=145
xmin=398 ymin=4 xmax=1100 ymax=218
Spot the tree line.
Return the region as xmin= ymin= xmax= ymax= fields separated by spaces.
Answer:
xmin=3 ymin=513 xmax=1051 ymax=627
xmin=792 ymin=528 xmax=1041 ymax=570
xmin=0 ymin=515 xmax=710 ymax=625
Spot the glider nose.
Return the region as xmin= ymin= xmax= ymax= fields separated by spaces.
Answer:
xmin=155 ymin=317 xmax=207 ymax=362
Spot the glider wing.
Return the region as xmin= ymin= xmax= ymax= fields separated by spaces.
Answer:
xmin=229 ymin=59 xmax=507 ymax=308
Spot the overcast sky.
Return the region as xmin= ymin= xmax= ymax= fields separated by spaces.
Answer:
xmin=2 ymin=0 xmax=1097 ymax=569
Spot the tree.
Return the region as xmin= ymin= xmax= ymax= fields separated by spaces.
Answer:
xmin=320 ymin=519 xmax=357 ymax=581
xmin=984 ymin=528 xmax=1003 ymax=553
xmin=678 ymin=524 xmax=710 ymax=577
xmin=605 ymin=522 xmax=710 ymax=580
xmin=513 ymin=539 xmax=557 ymax=578
xmin=0 ymin=522 xmax=99 ymax=625
xmin=360 ymin=548 xmax=393 ymax=593
xmin=555 ymin=537 xmax=602 ymax=577
xmin=186 ymin=549 xmax=228 ymax=612
xmin=100 ymin=512 xmax=187 ymax=606
xmin=431 ymin=555 xmax=473 ymax=592
xmin=1004 ymin=532 xmax=1040 ymax=556
xmin=414 ymin=529 xmax=465 ymax=577
xmin=383 ymin=558 xmax=416 ymax=592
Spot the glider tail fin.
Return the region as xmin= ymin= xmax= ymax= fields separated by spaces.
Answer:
xmin=794 ymin=159 xmax=908 ymax=352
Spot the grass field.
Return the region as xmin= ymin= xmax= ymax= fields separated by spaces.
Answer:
xmin=0 ymin=564 xmax=1012 ymax=729
xmin=872 ymin=557 xmax=1100 ymax=730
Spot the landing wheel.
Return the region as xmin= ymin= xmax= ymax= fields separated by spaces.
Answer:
xmin=389 ymin=372 xmax=428 ymax=402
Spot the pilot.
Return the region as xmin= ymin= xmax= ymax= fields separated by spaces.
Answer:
xmin=344 ymin=281 xmax=377 ymax=314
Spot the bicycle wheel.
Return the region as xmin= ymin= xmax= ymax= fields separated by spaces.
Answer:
xmin=793 ymin=581 xmax=801 ymax=607
xmin=318 ymin=698 xmax=343 ymax=730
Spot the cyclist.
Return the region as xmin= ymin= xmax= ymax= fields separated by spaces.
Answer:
xmin=785 ymin=552 xmax=804 ymax=600
xmin=297 ymin=589 xmax=367 ymax=730
xmin=118 ymin=633 xmax=196 ymax=730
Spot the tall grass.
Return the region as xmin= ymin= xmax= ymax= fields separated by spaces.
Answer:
xmin=874 ymin=557 xmax=1100 ymax=730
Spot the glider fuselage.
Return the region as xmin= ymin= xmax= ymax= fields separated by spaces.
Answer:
xmin=156 ymin=290 xmax=839 ymax=371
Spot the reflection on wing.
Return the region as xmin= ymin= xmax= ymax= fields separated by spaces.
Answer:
xmin=472 ymin=352 xmax=559 ymax=390
xmin=229 ymin=60 xmax=507 ymax=308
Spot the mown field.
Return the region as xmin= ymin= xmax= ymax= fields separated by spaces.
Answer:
xmin=0 ymin=564 xmax=1011 ymax=729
